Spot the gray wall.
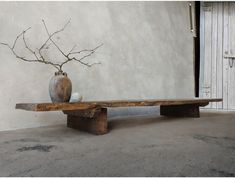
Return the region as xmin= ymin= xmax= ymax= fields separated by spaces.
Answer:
xmin=0 ymin=2 xmax=195 ymax=131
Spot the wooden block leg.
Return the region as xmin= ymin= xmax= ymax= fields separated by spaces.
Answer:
xmin=65 ymin=108 xmax=108 ymax=135
xmin=160 ymin=104 xmax=200 ymax=118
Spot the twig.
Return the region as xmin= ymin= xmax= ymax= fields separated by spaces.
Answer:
xmin=12 ymin=27 xmax=31 ymax=49
xmin=68 ymin=44 xmax=77 ymax=54
xmin=42 ymin=19 xmax=102 ymax=70
xmin=69 ymin=43 xmax=103 ymax=55
xmin=0 ymin=19 xmax=102 ymax=72
xmin=42 ymin=19 xmax=68 ymax=58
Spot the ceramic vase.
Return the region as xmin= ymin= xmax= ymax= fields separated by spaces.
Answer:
xmin=49 ymin=71 xmax=72 ymax=103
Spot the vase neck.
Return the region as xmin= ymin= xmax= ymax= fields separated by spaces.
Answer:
xmin=55 ymin=71 xmax=67 ymax=76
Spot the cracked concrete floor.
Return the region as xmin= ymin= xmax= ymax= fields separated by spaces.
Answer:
xmin=0 ymin=110 xmax=235 ymax=176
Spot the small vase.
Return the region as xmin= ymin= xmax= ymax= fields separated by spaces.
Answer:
xmin=49 ymin=71 xmax=72 ymax=103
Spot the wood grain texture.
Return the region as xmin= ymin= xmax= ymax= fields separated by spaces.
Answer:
xmin=211 ymin=3 xmax=218 ymax=109
xmin=200 ymin=2 xmax=235 ymax=110
xmin=63 ymin=108 xmax=102 ymax=118
xmin=203 ymin=4 xmax=213 ymax=108
xmin=216 ymin=3 xmax=223 ymax=109
xmin=227 ymin=3 xmax=235 ymax=110
xmin=67 ymin=108 xmax=108 ymax=135
xmin=223 ymin=2 xmax=229 ymax=110
xmin=15 ymin=98 xmax=222 ymax=111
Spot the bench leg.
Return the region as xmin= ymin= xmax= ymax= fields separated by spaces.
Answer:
xmin=160 ymin=104 xmax=200 ymax=118
xmin=64 ymin=108 xmax=108 ymax=135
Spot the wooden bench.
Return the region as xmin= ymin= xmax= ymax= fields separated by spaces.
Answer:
xmin=16 ymin=98 xmax=222 ymax=135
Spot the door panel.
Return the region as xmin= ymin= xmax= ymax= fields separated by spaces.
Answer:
xmin=223 ymin=3 xmax=229 ymax=110
xmin=227 ymin=3 xmax=235 ymax=109
xmin=200 ymin=2 xmax=235 ymax=110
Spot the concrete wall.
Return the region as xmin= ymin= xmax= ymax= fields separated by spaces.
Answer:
xmin=0 ymin=2 xmax=195 ymax=131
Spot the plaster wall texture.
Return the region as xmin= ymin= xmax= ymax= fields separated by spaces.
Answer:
xmin=0 ymin=2 xmax=195 ymax=131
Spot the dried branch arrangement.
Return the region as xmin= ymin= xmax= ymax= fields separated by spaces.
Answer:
xmin=0 ymin=19 xmax=103 ymax=72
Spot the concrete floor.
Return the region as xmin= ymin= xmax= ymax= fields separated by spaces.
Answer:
xmin=0 ymin=110 xmax=235 ymax=176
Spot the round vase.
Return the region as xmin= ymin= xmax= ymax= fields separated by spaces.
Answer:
xmin=49 ymin=71 xmax=72 ymax=103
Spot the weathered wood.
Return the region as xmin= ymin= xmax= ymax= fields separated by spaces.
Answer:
xmin=15 ymin=98 xmax=222 ymax=111
xmin=160 ymin=103 xmax=207 ymax=118
xmin=63 ymin=108 xmax=102 ymax=118
xmin=66 ymin=108 xmax=108 ymax=135
xmin=227 ymin=3 xmax=235 ymax=109
xmin=211 ymin=3 xmax=218 ymax=109
xmin=15 ymin=98 xmax=222 ymax=135
xmin=223 ymin=3 xmax=229 ymax=110
xmin=203 ymin=4 xmax=213 ymax=108
xmin=200 ymin=3 xmax=235 ymax=110
xmin=216 ymin=3 xmax=223 ymax=109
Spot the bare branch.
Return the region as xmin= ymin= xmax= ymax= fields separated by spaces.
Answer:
xmin=44 ymin=43 xmax=52 ymax=49
xmin=3 ymin=42 xmax=61 ymax=70
xmin=22 ymin=29 xmax=37 ymax=56
xmin=68 ymin=44 xmax=77 ymax=54
xmin=12 ymin=27 xmax=31 ymax=49
xmin=38 ymin=18 xmax=71 ymax=62
xmin=41 ymin=19 xmax=69 ymax=58
xmin=1 ymin=29 xmax=61 ymax=71
xmin=44 ymin=19 xmax=71 ymax=37
xmin=0 ymin=42 xmax=9 ymax=46
xmin=71 ymin=57 xmax=101 ymax=67
xmin=22 ymin=29 xmax=61 ymax=70
xmin=4 ymin=44 xmax=38 ymax=63
xmin=72 ymin=57 xmax=101 ymax=67
xmin=41 ymin=19 xmax=102 ymax=70
xmin=69 ymin=43 xmax=103 ymax=55
xmin=1 ymin=19 xmax=102 ymax=72
xmin=58 ymin=43 xmax=103 ymax=70
xmin=1 ymin=27 xmax=39 ymax=64
xmin=38 ymin=19 xmax=70 ymax=66
xmin=88 ymin=62 xmax=101 ymax=67
xmin=1 ymin=36 xmax=37 ymax=63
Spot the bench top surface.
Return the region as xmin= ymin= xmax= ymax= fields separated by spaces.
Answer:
xmin=16 ymin=98 xmax=222 ymax=111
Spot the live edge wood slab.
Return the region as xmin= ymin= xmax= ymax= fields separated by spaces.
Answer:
xmin=16 ymin=98 xmax=222 ymax=135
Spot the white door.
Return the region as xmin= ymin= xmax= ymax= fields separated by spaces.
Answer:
xmin=200 ymin=2 xmax=235 ymax=110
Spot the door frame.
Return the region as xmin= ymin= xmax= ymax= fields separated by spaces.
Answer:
xmin=194 ymin=1 xmax=201 ymax=97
